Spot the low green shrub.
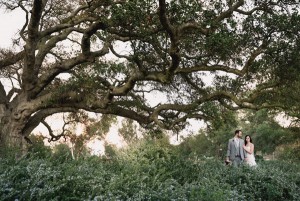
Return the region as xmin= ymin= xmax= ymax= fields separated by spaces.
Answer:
xmin=0 ymin=139 xmax=299 ymax=200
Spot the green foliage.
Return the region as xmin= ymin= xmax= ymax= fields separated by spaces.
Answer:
xmin=104 ymin=143 xmax=117 ymax=159
xmin=1 ymin=139 xmax=300 ymax=200
xmin=240 ymin=110 xmax=297 ymax=155
xmin=144 ymin=127 xmax=167 ymax=140
xmin=118 ymin=118 xmax=138 ymax=143
xmin=277 ymin=140 xmax=300 ymax=163
xmin=179 ymin=109 xmax=238 ymax=158
xmin=253 ymin=123 xmax=290 ymax=154
xmin=86 ymin=115 xmax=117 ymax=139
xmin=27 ymin=135 xmax=52 ymax=159
xmin=183 ymin=108 xmax=298 ymax=159
xmin=178 ymin=132 xmax=214 ymax=157
xmin=52 ymin=144 xmax=73 ymax=163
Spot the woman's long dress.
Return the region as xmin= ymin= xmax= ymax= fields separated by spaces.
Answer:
xmin=244 ymin=146 xmax=257 ymax=167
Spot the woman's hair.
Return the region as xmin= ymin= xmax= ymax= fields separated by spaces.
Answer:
xmin=244 ymin=135 xmax=252 ymax=145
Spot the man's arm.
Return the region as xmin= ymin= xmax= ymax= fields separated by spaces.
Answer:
xmin=242 ymin=140 xmax=247 ymax=158
xmin=226 ymin=140 xmax=231 ymax=161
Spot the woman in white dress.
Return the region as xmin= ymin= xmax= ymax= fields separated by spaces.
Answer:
xmin=243 ymin=135 xmax=257 ymax=167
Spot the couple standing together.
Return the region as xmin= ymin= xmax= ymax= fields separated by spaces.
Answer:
xmin=225 ymin=130 xmax=257 ymax=167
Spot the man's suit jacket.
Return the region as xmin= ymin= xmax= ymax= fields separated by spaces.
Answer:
xmin=226 ymin=138 xmax=247 ymax=161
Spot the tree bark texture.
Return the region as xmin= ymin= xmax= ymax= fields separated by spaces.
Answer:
xmin=0 ymin=108 xmax=27 ymax=155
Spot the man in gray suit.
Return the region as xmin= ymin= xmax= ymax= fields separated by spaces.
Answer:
xmin=225 ymin=130 xmax=247 ymax=167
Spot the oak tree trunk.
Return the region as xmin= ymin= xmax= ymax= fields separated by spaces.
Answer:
xmin=0 ymin=103 xmax=30 ymax=156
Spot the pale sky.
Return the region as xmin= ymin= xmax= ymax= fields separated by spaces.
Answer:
xmin=0 ymin=8 xmax=25 ymax=48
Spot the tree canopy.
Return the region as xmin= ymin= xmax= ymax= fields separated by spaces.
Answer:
xmin=0 ymin=0 xmax=299 ymax=149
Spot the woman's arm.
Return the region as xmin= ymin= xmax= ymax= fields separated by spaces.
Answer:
xmin=249 ymin=144 xmax=254 ymax=154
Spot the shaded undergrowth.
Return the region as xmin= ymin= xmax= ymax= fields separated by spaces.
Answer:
xmin=0 ymin=140 xmax=299 ymax=201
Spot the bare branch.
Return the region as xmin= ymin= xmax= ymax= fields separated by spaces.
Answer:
xmin=18 ymin=1 xmax=29 ymax=41
xmin=0 ymin=51 xmax=25 ymax=69
xmin=175 ymin=64 xmax=243 ymax=76
xmin=23 ymin=107 xmax=79 ymax=137
xmin=0 ymin=81 xmax=7 ymax=104
xmin=158 ymin=0 xmax=175 ymax=40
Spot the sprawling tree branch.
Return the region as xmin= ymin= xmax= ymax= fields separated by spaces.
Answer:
xmin=0 ymin=51 xmax=25 ymax=69
xmin=1 ymin=0 xmax=299 ymax=146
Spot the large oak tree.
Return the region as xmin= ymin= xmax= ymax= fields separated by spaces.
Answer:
xmin=0 ymin=0 xmax=299 ymax=152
